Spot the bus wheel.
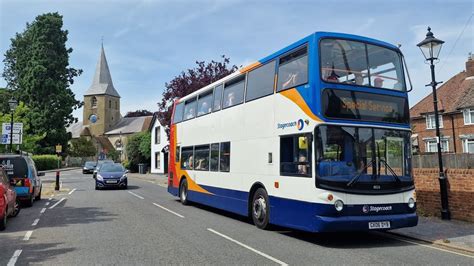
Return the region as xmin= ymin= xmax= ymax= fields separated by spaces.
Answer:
xmin=179 ymin=179 xmax=189 ymax=205
xmin=252 ymin=188 xmax=270 ymax=229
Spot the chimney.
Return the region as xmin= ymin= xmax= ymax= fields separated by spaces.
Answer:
xmin=467 ymin=52 xmax=474 ymax=77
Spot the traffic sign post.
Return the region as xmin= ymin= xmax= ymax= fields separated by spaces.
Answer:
xmin=55 ymin=144 xmax=62 ymax=191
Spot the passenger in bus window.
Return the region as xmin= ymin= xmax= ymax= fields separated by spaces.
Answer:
xmin=225 ymin=92 xmax=235 ymax=107
xmin=393 ymin=80 xmax=403 ymax=90
xmin=298 ymin=151 xmax=308 ymax=175
xmin=188 ymin=155 xmax=193 ymax=169
xmin=185 ymin=106 xmax=195 ymax=119
xmin=374 ymin=77 xmax=384 ymax=88
xmin=198 ymin=101 xmax=211 ymax=116
xmin=282 ymin=59 xmax=307 ymax=89
xmin=354 ymin=72 xmax=363 ymax=85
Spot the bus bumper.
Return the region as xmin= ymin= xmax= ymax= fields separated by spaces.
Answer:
xmin=314 ymin=212 xmax=418 ymax=232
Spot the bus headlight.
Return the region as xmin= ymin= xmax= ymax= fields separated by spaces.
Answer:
xmin=408 ymin=198 xmax=415 ymax=208
xmin=334 ymin=200 xmax=344 ymax=212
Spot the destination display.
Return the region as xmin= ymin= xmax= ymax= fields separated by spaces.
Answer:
xmin=322 ymin=89 xmax=409 ymax=124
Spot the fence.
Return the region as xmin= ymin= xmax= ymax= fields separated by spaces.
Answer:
xmin=412 ymin=153 xmax=474 ymax=169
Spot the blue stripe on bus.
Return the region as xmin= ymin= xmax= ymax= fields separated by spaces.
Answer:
xmin=169 ymin=184 xmax=417 ymax=232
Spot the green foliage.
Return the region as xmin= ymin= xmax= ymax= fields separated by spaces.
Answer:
xmin=122 ymin=159 xmax=130 ymax=170
xmin=107 ymin=149 xmax=120 ymax=162
xmin=139 ymin=132 xmax=151 ymax=160
xmin=0 ymin=88 xmax=12 ymax=114
xmin=68 ymin=137 xmax=96 ymax=157
xmin=0 ymin=102 xmax=45 ymax=153
xmin=32 ymin=154 xmax=60 ymax=171
xmin=2 ymin=12 xmax=82 ymax=154
xmin=126 ymin=132 xmax=150 ymax=172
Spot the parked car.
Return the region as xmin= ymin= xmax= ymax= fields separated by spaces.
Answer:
xmin=0 ymin=166 xmax=20 ymax=230
xmin=82 ymin=161 xmax=97 ymax=174
xmin=92 ymin=160 xmax=114 ymax=179
xmin=0 ymin=154 xmax=44 ymax=207
xmin=95 ymin=163 xmax=128 ymax=190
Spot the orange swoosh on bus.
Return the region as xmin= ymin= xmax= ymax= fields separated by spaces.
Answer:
xmin=280 ymin=88 xmax=322 ymax=122
xmin=239 ymin=61 xmax=262 ymax=73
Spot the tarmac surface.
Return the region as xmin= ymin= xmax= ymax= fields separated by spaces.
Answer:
xmin=0 ymin=169 xmax=472 ymax=265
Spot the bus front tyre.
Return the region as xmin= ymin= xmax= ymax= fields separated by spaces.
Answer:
xmin=180 ymin=179 xmax=189 ymax=205
xmin=252 ymin=188 xmax=270 ymax=230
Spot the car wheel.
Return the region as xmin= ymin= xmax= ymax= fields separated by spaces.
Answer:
xmin=35 ymin=186 xmax=42 ymax=201
xmin=0 ymin=208 xmax=7 ymax=231
xmin=179 ymin=178 xmax=189 ymax=205
xmin=95 ymin=186 xmax=100 ymax=190
xmin=252 ymin=188 xmax=270 ymax=230
xmin=10 ymin=200 xmax=20 ymax=217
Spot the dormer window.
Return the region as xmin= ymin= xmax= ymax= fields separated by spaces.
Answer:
xmin=463 ymin=108 xmax=474 ymax=125
xmin=91 ymin=97 xmax=97 ymax=108
xmin=426 ymin=114 xmax=443 ymax=129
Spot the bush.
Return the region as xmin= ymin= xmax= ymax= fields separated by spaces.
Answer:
xmin=32 ymin=155 xmax=61 ymax=171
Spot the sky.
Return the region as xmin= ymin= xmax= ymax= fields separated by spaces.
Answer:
xmin=0 ymin=0 xmax=473 ymax=121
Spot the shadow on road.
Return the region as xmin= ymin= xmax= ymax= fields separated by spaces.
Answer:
xmin=180 ymin=200 xmax=413 ymax=249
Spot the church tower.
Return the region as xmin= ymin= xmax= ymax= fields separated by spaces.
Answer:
xmin=83 ymin=45 xmax=121 ymax=136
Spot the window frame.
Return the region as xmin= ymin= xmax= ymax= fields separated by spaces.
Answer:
xmin=183 ymin=97 xmax=198 ymax=121
xmin=155 ymin=152 xmax=161 ymax=169
xmin=197 ymin=90 xmax=214 ymax=117
xmin=219 ymin=142 xmax=231 ymax=172
xmin=426 ymin=114 xmax=444 ymax=129
xmin=425 ymin=139 xmax=449 ymax=153
xmin=212 ymin=84 xmax=224 ymax=112
xmin=193 ymin=144 xmax=210 ymax=171
xmin=245 ymin=60 xmax=277 ymax=103
xmin=463 ymin=108 xmax=474 ymax=125
xmin=172 ymin=102 xmax=185 ymax=124
xmin=279 ymin=133 xmax=312 ymax=178
xmin=180 ymin=146 xmax=194 ymax=170
xmin=276 ymin=45 xmax=309 ymax=92
xmin=463 ymin=138 xmax=474 ymax=153
xmin=223 ymin=75 xmax=246 ymax=110
xmin=155 ymin=126 xmax=160 ymax=144
xmin=318 ymin=37 xmax=407 ymax=92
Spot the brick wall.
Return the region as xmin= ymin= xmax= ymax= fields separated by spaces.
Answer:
xmin=414 ymin=168 xmax=474 ymax=222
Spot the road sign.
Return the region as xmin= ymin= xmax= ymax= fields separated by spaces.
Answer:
xmin=56 ymin=144 xmax=62 ymax=154
xmin=2 ymin=123 xmax=23 ymax=135
xmin=1 ymin=133 xmax=22 ymax=145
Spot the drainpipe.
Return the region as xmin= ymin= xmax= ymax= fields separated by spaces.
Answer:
xmin=451 ymin=115 xmax=456 ymax=153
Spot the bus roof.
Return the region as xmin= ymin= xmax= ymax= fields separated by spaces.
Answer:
xmin=177 ymin=31 xmax=401 ymax=103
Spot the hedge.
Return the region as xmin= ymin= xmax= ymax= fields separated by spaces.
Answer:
xmin=32 ymin=155 xmax=61 ymax=171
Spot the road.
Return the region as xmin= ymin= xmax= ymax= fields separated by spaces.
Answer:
xmin=0 ymin=169 xmax=472 ymax=265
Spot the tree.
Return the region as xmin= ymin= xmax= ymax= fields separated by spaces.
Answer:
xmin=139 ymin=132 xmax=151 ymax=159
xmin=0 ymin=102 xmax=45 ymax=153
xmin=157 ymin=56 xmax=238 ymax=138
xmin=68 ymin=137 xmax=96 ymax=157
xmin=2 ymin=12 xmax=82 ymax=154
xmin=0 ymin=88 xmax=12 ymax=114
xmin=126 ymin=132 xmax=149 ymax=172
xmin=124 ymin=109 xmax=153 ymax=118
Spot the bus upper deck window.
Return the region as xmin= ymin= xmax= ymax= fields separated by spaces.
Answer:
xmin=277 ymin=47 xmax=308 ymax=91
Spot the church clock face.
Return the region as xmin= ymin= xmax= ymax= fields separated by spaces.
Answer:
xmin=89 ymin=114 xmax=98 ymax=124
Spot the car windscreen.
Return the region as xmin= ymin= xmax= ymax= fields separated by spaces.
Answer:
xmin=0 ymin=157 xmax=29 ymax=179
xmin=85 ymin=162 xmax=96 ymax=167
xmin=99 ymin=164 xmax=124 ymax=172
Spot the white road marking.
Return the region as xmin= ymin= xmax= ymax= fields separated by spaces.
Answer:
xmin=128 ymin=191 xmax=144 ymax=199
xmin=152 ymin=203 xmax=185 ymax=218
xmin=7 ymin=250 xmax=22 ymax=266
xmin=68 ymin=188 xmax=77 ymax=195
xmin=40 ymin=208 xmax=46 ymax=214
xmin=385 ymin=233 xmax=474 ymax=258
xmin=45 ymin=202 xmax=50 ymax=206
xmin=207 ymin=228 xmax=288 ymax=266
xmin=32 ymin=219 xmax=39 ymax=226
xmin=23 ymin=231 xmax=33 ymax=241
xmin=49 ymin=198 xmax=66 ymax=209
xmin=48 ymin=197 xmax=53 ymax=201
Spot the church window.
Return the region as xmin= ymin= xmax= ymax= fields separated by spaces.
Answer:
xmin=109 ymin=100 xmax=112 ymax=108
xmin=115 ymin=101 xmax=118 ymax=109
xmin=91 ymin=97 xmax=97 ymax=108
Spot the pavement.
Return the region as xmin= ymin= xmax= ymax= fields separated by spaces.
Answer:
xmin=0 ymin=169 xmax=472 ymax=265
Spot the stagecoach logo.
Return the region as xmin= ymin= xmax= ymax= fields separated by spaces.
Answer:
xmin=277 ymin=119 xmax=306 ymax=131
xmin=362 ymin=205 xmax=392 ymax=213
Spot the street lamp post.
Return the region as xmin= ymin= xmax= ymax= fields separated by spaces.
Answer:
xmin=8 ymin=98 xmax=18 ymax=153
xmin=417 ymin=27 xmax=450 ymax=220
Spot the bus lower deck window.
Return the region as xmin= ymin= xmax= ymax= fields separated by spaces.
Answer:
xmin=220 ymin=142 xmax=230 ymax=172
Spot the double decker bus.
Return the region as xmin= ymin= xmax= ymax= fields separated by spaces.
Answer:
xmin=168 ymin=32 xmax=417 ymax=232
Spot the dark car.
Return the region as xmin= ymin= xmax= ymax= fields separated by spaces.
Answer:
xmin=0 ymin=166 xmax=20 ymax=230
xmin=82 ymin=161 xmax=97 ymax=174
xmin=0 ymin=154 xmax=44 ymax=207
xmin=95 ymin=163 xmax=128 ymax=190
xmin=93 ymin=160 xmax=114 ymax=179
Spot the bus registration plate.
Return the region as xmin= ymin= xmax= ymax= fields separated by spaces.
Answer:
xmin=368 ymin=221 xmax=390 ymax=229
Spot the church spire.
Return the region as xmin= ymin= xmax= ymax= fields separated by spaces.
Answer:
xmin=84 ymin=44 xmax=121 ymax=98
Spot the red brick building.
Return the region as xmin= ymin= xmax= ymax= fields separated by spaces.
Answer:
xmin=410 ymin=55 xmax=474 ymax=154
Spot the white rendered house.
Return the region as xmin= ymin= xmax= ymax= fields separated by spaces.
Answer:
xmin=150 ymin=114 xmax=168 ymax=174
